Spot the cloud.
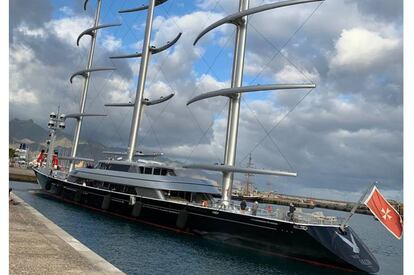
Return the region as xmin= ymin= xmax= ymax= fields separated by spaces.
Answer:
xmin=347 ymin=0 xmax=403 ymax=22
xmin=330 ymin=28 xmax=400 ymax=72
xmin=9 ymin=0 xmax=403 ymax=199
xmin=102 ymin=35 xmax=122 ymax=51
xmin=59 ymin=6 xmax=75 ymax=16
xmin=46 ymin=16 xmax=93 ymax=48
xmin=275 ymin=64 xmax=320 ymax=83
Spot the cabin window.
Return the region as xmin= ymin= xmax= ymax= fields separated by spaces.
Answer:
xmin=107 ymin=164 xmax=130 ymax=172
xmin=153 ymin=168 xmax=161 ymax=175
xmin=161 ymin=169 xmax=167 ymax=176
xmin=139 ymin=166 xmax=144 ymax=174
xmin=144 ymin=167 xmax=152 ymax=174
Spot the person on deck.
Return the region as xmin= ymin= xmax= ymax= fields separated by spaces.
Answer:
xmin=252 ymin=201 xmax=259 ymax=216
xmin=240 ymin=200 xmax=247 ymax=213
xmin=52 ymin=151 xmax=59 ymax=170
xmin=36 ymin=149 xmax=45 ymax=167
xmin=288 ymin=203 xmax=296 ymax=221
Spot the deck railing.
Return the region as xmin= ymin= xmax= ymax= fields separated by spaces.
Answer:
xmin=196 ymin=200 xmax=343 ymax=226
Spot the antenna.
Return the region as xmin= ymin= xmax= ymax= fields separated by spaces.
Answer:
xmin=186 ymin=0 xmax=323 ymax=207
xmin=67 ymin=0 xmax=120 ymax=171
xmin=105 ymin=0 xmax=181 ymax=162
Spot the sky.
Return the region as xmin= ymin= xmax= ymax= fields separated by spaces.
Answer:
xmin=9 ymin=0 xmax=403 ymax=201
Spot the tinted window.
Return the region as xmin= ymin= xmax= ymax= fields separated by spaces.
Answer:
xmin=144 ymin=167 xmax=152 ymax=174
xmin=154 ymin=168 xmax=161 ymax=175
xmin=107 ymin=164 xmax=130 ymax=172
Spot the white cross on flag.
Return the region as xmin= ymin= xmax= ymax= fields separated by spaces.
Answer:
xmin=364 ymin=186 xmax=403 ymax=239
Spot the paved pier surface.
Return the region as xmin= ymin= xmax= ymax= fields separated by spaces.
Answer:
xmin=9 ymin=167 xmax=37 ymax=182
xmin=9 ymin=193 xmax=125 ymax=275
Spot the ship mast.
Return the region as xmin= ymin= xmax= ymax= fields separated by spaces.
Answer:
xmin=244 ymin=153 xmax=254 ymax=196
xmin=222 ymin=0 xmax=249 ymax=204
xmin=186 ymin=0 xmax=324 ymax=207
xmin=67 ymin=0 xmax=120 ymax=171
xmin=105 ymin=0 xmax=181 ymax=161
xmin=125 ymin=0 xmax=156 ymax=162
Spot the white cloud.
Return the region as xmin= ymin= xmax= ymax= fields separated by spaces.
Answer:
xmin=102 ymin=35 xmax=122 ymax=51
xmin=59 ymin=6 xmax=74 ymax=16
xmin=46 ymin=16 xmax=93 ymax=47
xmin=330 ymin=28 xmax=400 ymax=71
xmin=17 ymin=23 xmax=46 ymax=38
xmin=10 ymin=88 xmax=39 ymax=104
xmin=10 ymin=44 xmax=35 ymax=64
xmin=275 ymin=65 xmax=320 ymax=83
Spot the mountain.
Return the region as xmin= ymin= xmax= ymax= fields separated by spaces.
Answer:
xmin=9 ymin=118 xmax=49 ymax=144
xmin=9 ymin=118 xmax=106 ymax=160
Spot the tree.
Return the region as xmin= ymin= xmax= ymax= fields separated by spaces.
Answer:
xmin=9 ymin=148 xmax=16 ymax=160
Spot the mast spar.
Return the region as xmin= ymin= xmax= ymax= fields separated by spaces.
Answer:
xmin=67 ymin=0 xmax=120 ymax=171
xmin=105 ymin=0 xmax=181 ymax=161
xmin=186 ymin=0 xmax=324 ymax=207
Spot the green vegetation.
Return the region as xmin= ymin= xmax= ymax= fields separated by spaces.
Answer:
xmin=9 ymin=148 xmax=17 ymax=160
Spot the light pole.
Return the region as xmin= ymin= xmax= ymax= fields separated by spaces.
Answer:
xmin=46 ymin=111 xmax=66 ymax=169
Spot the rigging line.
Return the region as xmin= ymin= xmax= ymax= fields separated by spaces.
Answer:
xmin=107 ymin=1 xmax=178 ymax=143
xmin=239 ymin=96 xmax=295 ymax=170
xmin=85 ymin=1 xmax=152 ymax=139
xmin=140 ymin=71 xmax=175 ymax=141
xmin=106 ymin=3 xmax=176 ymax=88
xmin=213 ymin=1 xmax=323 ymax=168
xmin=145 ymin=5 xmax=177 ymax=86
xmin=238 ymin=88 xmax=314 ymax=165
xmin=182 ymin=29 xmax=236 ymax=139
xmin=215 ymin=0 xmax=317 ymax=84
xmin=158 ymin=1 xmax=235 ymax=100
xmin=145 ymin=48 xmax=220 ymax=161
xmin=97 ymin=1 xmax=177 ymax=151
xmin=247 ymin=22 xmax=313 ymax=84
xmin=142 ymin=111 xmax=165 ymax=153
xmin=247 ymin=1 xmax=324 ymax=85
xmin=158 ymin=1 xmax=239 ymax=148
xmin=69 ymin=1 xmax=131 ymax=146
xmin=215 ymin=0 xmax=319 ymax=83
xmin=184 ymin=101 xmax=230 ymax=164
xmin=99 ymin=1 xmax=180 ymax=150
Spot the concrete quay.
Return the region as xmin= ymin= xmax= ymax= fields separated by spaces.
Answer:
xmin=9 ymin=167 xmax=37 ymax=183
xmin=9 ymin=193 xmax=125 ymax=275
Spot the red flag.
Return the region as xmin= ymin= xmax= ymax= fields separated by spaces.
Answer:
xmin=364 ymin=186 xmax=403 ymax=239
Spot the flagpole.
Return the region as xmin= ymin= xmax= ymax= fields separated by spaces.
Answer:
xmin=340 ymin=181 xmax=377 ymax=232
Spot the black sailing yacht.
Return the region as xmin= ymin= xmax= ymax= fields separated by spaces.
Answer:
xmin=33 ymin=0 xmax=379 ymax=273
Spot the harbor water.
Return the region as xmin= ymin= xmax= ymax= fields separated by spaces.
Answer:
xmin=10 ymin=181 xmax=403 ymax=275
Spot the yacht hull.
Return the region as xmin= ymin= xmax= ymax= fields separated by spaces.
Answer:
xmin=33 ymin=168 xmax=379 ymax=273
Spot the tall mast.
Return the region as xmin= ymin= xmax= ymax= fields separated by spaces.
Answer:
xmin=68 ymin=0 xmax=119 ymax=171
xmin=222 ymin=0 xmax=249 ymax=205
xmin=126 ymin=0 xmax=156 ymax=162
xmin=186 ymin=0 xmax=324 ymax=208
xmin=105 ymin=0 xmax=181 ymax=161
